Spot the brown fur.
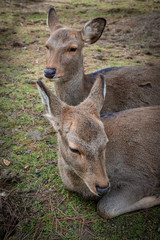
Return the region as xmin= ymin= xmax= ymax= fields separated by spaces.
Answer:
xmin=45 ymin=8 xmax=160 ymax=113
xmin=37 ymin=76 xmax=160 ymax=219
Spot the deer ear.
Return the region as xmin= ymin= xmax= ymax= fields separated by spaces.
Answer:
xmin=81 ymin=18 xmax=106 ymax=44
xmin=47 ymin=8 xmax=62 ymax=32
xmin=37 ymin=80 xmax=63 ymax=131
xmin=82 ymin=75 xmax=106 ymax=113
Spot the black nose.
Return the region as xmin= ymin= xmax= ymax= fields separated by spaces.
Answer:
xmin=44 ymin=68 xmax=56 ymax=79
xmin=96 ymin=184 xmax=110 ymax=196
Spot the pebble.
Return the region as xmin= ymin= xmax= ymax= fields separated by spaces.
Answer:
xmin=0 ymin=192 xmax=6 ymax=197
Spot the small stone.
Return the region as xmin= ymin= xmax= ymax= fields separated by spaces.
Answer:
xmin=48 ymin=160 xmax=55 ymax=165
xmin=35 ymin=169 xmax=41 ymax=174
xmin=25 ymin=150 xmax=31 ymax=154
xmin=0 ymin=192 xmax=7 ymax=197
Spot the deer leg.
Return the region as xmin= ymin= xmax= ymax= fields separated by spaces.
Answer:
xmin=97 ymin=189 xmax=160 ymax=219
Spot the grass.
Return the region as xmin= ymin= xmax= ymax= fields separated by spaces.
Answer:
xmin=0 ymin=0 xmax=160 ymax=239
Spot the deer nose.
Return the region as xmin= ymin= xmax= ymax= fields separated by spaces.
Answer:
xmin=96 ymin=184 xmax=110 ymax=196
xmin=44 ymin=68 xmax=56 ymax=78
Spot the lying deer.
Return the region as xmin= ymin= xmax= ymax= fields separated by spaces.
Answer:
xmin=44 ymin=8 xmax=160 ymax=113
xmin=37 ymin=75 xmax=160 ymax=219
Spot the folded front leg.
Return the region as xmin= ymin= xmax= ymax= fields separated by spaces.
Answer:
xmin=97 ymin=188 xmax=160 ymax=219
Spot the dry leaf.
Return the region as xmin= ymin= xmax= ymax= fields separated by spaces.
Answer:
xmin=3 ymin=159 xmax=11 ymax=166
xmin=24 ymin=165 xmax=30 ymax=170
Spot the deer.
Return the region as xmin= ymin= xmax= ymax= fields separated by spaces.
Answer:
xmin=37 ymin=75 xmax=160 ymax=219
xmin=44 ymin=8 xmax=160 ymax=114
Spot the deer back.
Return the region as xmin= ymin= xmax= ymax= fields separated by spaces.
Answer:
xmin=102 ymin=106 xmax=160 ymax=197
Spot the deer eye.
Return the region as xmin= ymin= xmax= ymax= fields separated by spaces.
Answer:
xmin=69 ymin=47 xmax=77 ymax=52
xmin=45 ymin=45 xmax=49 ymax=49
xmin=69 ymin=147 xmax=80 ymax=155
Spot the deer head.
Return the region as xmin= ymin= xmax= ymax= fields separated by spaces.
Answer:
xmin=37 ymin=75 xmax=110 ymax=197
xmin=44 ymin=8 xmax=106 ymax=81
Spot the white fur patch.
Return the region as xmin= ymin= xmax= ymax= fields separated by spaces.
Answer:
xmin=45 ymin=113 xmax=52 ymax=120
xmin=86 ymin=26 xmax=92 ymax=33
xmin=37 ymin=84 xmax=51 ymax=115
xmin=103 ymin=80 xmax=106 ymax=99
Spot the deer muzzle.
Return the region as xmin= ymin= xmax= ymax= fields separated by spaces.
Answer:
xmin=96 ymin=184 xmax=110 ymax=197
xmin=44 ymin=68 xmax=56 ymax=78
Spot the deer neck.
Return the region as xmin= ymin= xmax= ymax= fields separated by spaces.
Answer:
xmin=54 ymin=67 xmax=85 ymax=106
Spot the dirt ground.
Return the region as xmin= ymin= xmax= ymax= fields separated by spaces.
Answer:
xmin=0 ymin=0 xmax=160 ymax=239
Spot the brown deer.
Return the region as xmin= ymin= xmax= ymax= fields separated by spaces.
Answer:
xmin=44 ymin=8 xmax=160 ymax=114
xmin=37 ymin=75 xmax=160 ymax=219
